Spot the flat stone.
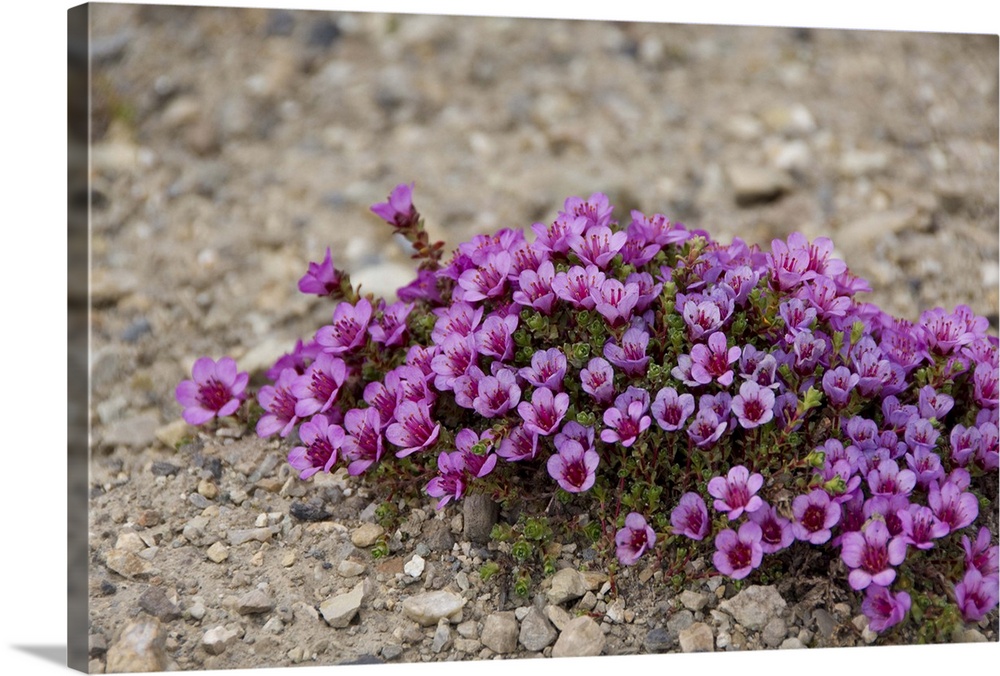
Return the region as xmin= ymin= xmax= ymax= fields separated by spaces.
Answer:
xmin=545 ymin=604 xmax=572 ymax=631
xmin=719 ymin=585 xmax=787 ymax=631
xmin=106 ymin=620 xmax=167 ymax=672
xmin=780 ymin=637 xmax=806 ymax=649
xmin=762 ymin=616 xmax=788 ymax=648
xmin=138 ymin=586 xmax=181 ymax=622
xmin=546 ymin=568 xmax=588 ymax=605
xmin=401 ymin=590 xmax=465 ymax=626
xmin=228 ymin=527 xmax=272 ymax=546
xmin=480 ymin=611 xmax=518 ymax=654
xmin=812 ymin=608 xmax=838 ymax=638
xmin=678 ymin=622 xmax=714 ymax=653
xmin=202 ymin=626 xmax=239 ymax=655
xmin=679 ymin=590 xmax=709 ymax=612
xmin=727 ymin=164 xmax=793 ymax=206
xmin=103 ymin=412 xmax=160 ymax=448
xmin=351 ymin=522 xmax=385 ymax=548
xmin=338 ymin=559 xmax=366 ymax=577
xmin=236 ymin=589 xmax=275 ymax=615
xmin=644 ymin=626 xmax=672 ymax=652
xmin=320 ymin=581 xmax=365 ymax=628
xmin=519 ymin=607 xmax=557 ymax=652
xmin=666 ymin=609 xmax=694 ymax=638
xmin=105 ymin=549 xmax=154 ymax=579
xmin=551 ymin=616 xmax=605 ymax=658
xmin=422 ymin=519 xmax=455 ymax=552
xmin=115 ymin=532 xmax=146 ymax=553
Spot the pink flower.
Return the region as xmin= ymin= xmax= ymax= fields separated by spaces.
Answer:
xmin=616 ymin=513 xmax=657 ymax=566
xmin=297 ymin=247 xmax=341 ymax=296
xmin=386 ymin=400 xmax=441 ymax=458
xmin=519 ymin=348 xmax=568 ymax=391
xmin=928 ymin=479 xmax=979 ymax=533
xmin=707 ymin=465 xmax=765 ymax=520
xmin=730 ymin=381 xmax=775 ymax=429
xmin=475 ymin=313 xmax=519 ymax=361
xmin=552 ymin=264 xmax=605 ymax=310
xmin=546 ymin=440 xmax=599 ymax=493
xmin=840 ymin=519 xmax=908 ymax=590
xmin=426 ymin=451 xmax=467 ymax=509
xmin=291 ymin=352 xmax=348 ymax=418
xmin=342 ymin=407 xmax=385 ymax=475
xmin=370 ymin=182 xmax=418 ymax=228
xmin=713 ymin=522 xmax=764 ymax=580
xmin=603 ymin=327 xmax=650 ymax=377
xmin=791 ymin=489 xmax=841 ymax=545
xmin=600 ymin=386 xmax=652 ymax=447
xmin=592 ymin=278 xmax=639 ymax=327
xmin=368 ymin=300 xmax=414 ymax=347
xmin=457 ymin=251 xmax=512 ymax=302
xmin=316 ymin=298 xmax=373 ymax=356
xmin=287 ymin=414 xmax=345 ymax=479
xmin=518 ymin=387 xmax=569 ymax=436
xmin=861 ymin=585 xmax=911 ymax=633
xmin=670 ymin=492 xmax=710 ymax=541
xmin=497 ymin=425 xmax=540 ymax=462
xmin=954 ymin=568 xmax=999 ymax=622
xmin=962 ymin=527 xmax=999 ymax=578
xmin=512 ymin=261 xmax=557 ymax=314
xmin=256 ymin=368 xmax=301 ymax=438
xmin=689 ymin=332 xmax=741 ymax=387
xmin=748 ymin=503 xmax=794 ymax=554
xmin=567 ymin=225 xmax=627 ymax=269
xmin=473 ymin=367 xmax=522 ymax=418
xmin=651 ymin=387 xmax=695 ymax=432
xmin=176 ymin=356 xmax=248 ymax=425
xmin=581 ymin=357 xmax=615 ymax=404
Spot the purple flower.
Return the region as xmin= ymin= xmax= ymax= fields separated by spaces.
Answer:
xmin=554 ymin=421 xmax=595 ymax=451
xmin=950 ymin=424 xmax=982 ymax=466
xmin=840 ymin=519 xmax=908 ymax=590
xmin=291 ymin=352 xmax=348 ymax=418
xmin=866 ymin=459 xmax=916 ymax=498
xmin=822 ymin=366 xmax=859 ymax=409
xmin=861 ymin=585 xmax=911 ymax=633
xmin=977 ymin=422 xmax=999 ymax=471
xmin=863 ymin=495 xmax=907 ymax=537
xmin=601 ymin=386 xmax=652 ymax=447
xmin=616 ymin=513 xmax=657 ymax=566
xmin=370 ymin=182 xmax=418 ymax=228
xmin=682 ymin=299 xmax=723 ymax=341
xmin=426 ymin=451 xmax=467 ymax=509
xmin=519 ymin=348 xmax=568 ymax=391
xmin=455 ymin=428 xmax=498 ymax=479
xmin=267 ymin=338 xmax=322 ymax=381
xmin=670 ymin=492 xmax=710 ymax=541
xmin=687 ymin=408 xmax=728 ymax=448
xmin=342 ymin=407 xmax=385 ymax=475
xmin=517 ymin=387 xmax=569 ymax=436
xmin=297 ymin=247 xmax=341 ymax=296
xmin=431 ymin=302 xmax=483 ymax=343
xmin=473 ymin=367 xmax=522 ymax=418
xmin=603 ymin=327 xmax=650 ymax=377
xmin=316 ymin=298 xmax=373 ymax=355
xmin=919 ymin=305 xmax=985 ymax=356
xmin=288 ymin=414 xmax=345 ymax=479
xmin=562 ymin=192 xmax=614 ymax=229
xmin=512 ymin=261 xmax=557 ymax=314
xmin=903 ymin=418 xmax=939 ymax=453
xmin=532 ymin=215 xmax=587 ymax=255
xmin=962 ymin=527 xmax=1000 ymax=578
xmin=592 ymin=278 xmax=639 ymax=327
xmin=581 ymin=357 xmax=615 ymax=404
xmin=713 ymin=522 xmax=764 ymax=580
xmin=708 ymin=465 xmax=765 ymax=520
xmin=928 ymin=479 xmax=979 ymax=533
xmin=256 ymin=368 xmax=301 ymax=438
xmin=176 ymin=356 xmax=249 ymax=426
xmin=552 ymin=264 xmax=605 ymax=310
xmin=627 ymin=210 xmax=690 ymax=246
xmin=430 ymin=333 xmax=478 ymax=392
xmin=791 ymin=489 xmax=841 ymax=544
xmin=689 ymin=332 xmax=741 ymax=387
xmin=457 ymin=251 xmax=512 ymax=302
xmin=546 ymin=439 xmax=599 ymax=493
xmin=917 ymin=385 xmax=954 ymax=421
xmin=386 ymin=400 xmax=441 ymax=458
xmin=397 ymin=268 xmax=443 ymax=305
xmin=974 ymin=362 xmax=1000 ymax=408
xmin=904 ymin=447 xmax=945 ymax=488
xmin=730 ymin=381 xmax=775 ymax=429
xmin=651 ymin=386 xmax=696 ymax=431
xmin=567 ymin=225 xmax=627 ymax=269
xmin=954 ymin=568 xmax=1000 ymax=622
xmin=790 ymin=330 xmax=828 ymax=375
xmin=368 ymin=300 xmax=414 ymax=347
xmin=802 ymin=276 xmax=852 ymax=319
xmin=748 ymin=503 xmax=794 ymax=554
xmin=497 ymin=425 xmax=540 ymax=462
xmin=898 ymin=504 xmax=949 ymax=550
xmin=778 ymin=298 xmax=817 ymax=338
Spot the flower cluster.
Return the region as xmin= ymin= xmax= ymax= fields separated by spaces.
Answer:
xmin=178 ymin=184 xmax=999 ymax=640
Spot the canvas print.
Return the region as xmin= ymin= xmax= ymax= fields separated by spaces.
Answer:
xmin=73 ymin=2 xmax=999 ymax=673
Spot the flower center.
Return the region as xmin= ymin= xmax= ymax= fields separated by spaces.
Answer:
xmin=198 ymin=378 xmax=232 ymax=411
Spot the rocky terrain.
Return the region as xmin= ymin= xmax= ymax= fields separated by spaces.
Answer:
xmin=80 ymin=4 xmax=998 ymax=673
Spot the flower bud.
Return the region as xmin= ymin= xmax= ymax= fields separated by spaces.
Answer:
xmin=823 ymin=475 xmax=847 ymax=495
xmin=806 ymin=450 xmax=826 ymax=468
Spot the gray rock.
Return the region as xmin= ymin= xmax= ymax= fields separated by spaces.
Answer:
xmin=812 ymin=608 xmax=838 ymax=639
xmin=780 ymin=637 xmax=806 ymax=649
xmin=462 ymin=493 xmax=499 ymax=543
xmin=236 ymin=589 xmax=275 ymax=615
xmin=519 ymin=607 xmax=557 ymax=652
xmin=381 ymin=643 xmax=403 ymax=660
xmin=202 ymin=626 xmax=239 ymax=655
xmin=227 ymin=527 xmax=273 ymax=546
xmin=719 ymin=585 xmax=787 ymax=631
xmin=422 ymin=518 xmax=456 ymax=552
xmin=401 ymin=590 xmax=465 ymax=626
xmin=762 ymin=616 xmax=788 ymax=648
xmin=138 ymin=586 xmax=181 ymax=621
xmin=106 ymin=620 xmax=167 ymax=672
xmin=678 ymin=622 xmax=714 ymax=653
xmin=480 ymin=611 xmax=518 ymax=654
xmin=338 ymin=560 xmax=366 ymax=577
xmin=546 ymin=568 xmax=587 ymax=605
xmin=666 ymin=609 xmax=694 ymax=638
xmin=551 ymin=616 xmax=605 ymax=658
xmin=431 ymin=618 xmax=452 ymax=654
xmin=545 ymin=604 xmax=572 ymax=631
xmin=643 ymin=626 xmax=672 ymax=652
xmin=320 ymin=581 xmax=365 ymax=628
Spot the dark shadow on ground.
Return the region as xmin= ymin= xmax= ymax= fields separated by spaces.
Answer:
xmin=12 ymin=645 xmax=66 ymax=667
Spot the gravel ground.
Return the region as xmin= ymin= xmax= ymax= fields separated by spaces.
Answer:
xmin=82 ymin=4 xmax=998 ymax=673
